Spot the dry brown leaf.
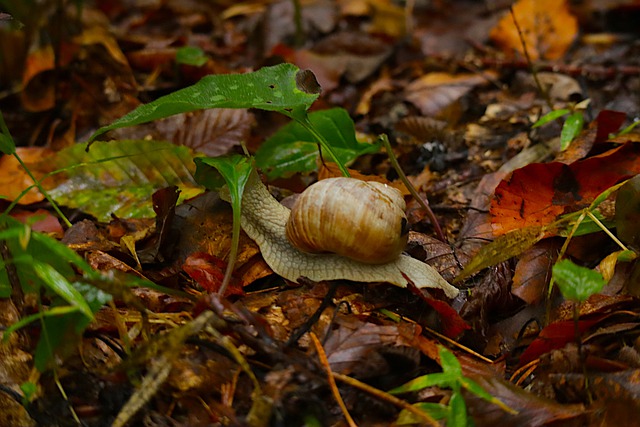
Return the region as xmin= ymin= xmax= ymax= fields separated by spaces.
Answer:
xmin=404 ymin=72 xmax=494 ymax=117
xmin=490 ymin=0 xmax=578 ymax=61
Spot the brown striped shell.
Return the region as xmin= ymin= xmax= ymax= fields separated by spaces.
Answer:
xmin=285 ymin=178 xmax=409 ymax=264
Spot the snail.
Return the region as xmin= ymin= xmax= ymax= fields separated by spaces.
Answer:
xmin=285 ymin=177 xmax=409 ymax=264
xmin=223 ymin=170 xmax=459 ymax=298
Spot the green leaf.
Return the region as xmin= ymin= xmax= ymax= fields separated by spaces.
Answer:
xmin=0 ymin=133 xmax=15 ymax=155
xmin=560 ymin=112 xmax=585 ymax=150
xmin=460 ymin=377 xmax=494 ymax=401
xmin=194 ymin=155 xmax=253 ymax=294
xmin=559 ymin=210 xmax=614 ymax=237
xmin=175 ymin=46 xmax=207 ymax=67
xmin=87 ymin=63 xmax=320 ymax=143
xmin=2 ymin=305 xmax=81 ymax=339
xmin=30 ymin=231 xmax=96 ymax=276
xmin=532 ymin=109 xmax=570 ymax=128
xmin=460 ymin=377 xmax=518 ymax=415
xmin=447 ymin=392 xmax=468 ymax=427
xmin=34 ymin=311 xmax=92 ymax=372
xmin=552 ymin=259 xmax=606 ymax=302
xmin=389 ymin=372 xmax=457 ymax=394
xmin=20 ymin=381 xmax=37 ymax=403
xmin=396 ymin=403 xmax=449 ymax=425
xmin=39 ymin=140 xmax=201 ymax=222
xmin=439 ymin=346 xmax=462 ymax=377
xmin=0 ymin=111 xmax=16 ymax=154
xmin=255 ymin=108 xmax=380 ymax=179
xmin=32 ymin=261 xmax=94 ymax=319
xmin=616 ymin=118 xmax=640 ymax=136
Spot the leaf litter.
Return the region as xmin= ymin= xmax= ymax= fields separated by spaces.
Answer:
xmin=2 ymin=0 xmax=640 ymax=426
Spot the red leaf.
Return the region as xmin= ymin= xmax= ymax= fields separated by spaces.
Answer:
xmin=406 ymin=280 xmax=470 ymax=338
xmin=594 ymin=110 xmax=626 ymax=144
xmin=491 ymin=142 xmax=640 ymax=235
xmin=518 ymin=318 xmax=601 ymax=366
xmin=182 ymin=252 xmax=243 ymax=296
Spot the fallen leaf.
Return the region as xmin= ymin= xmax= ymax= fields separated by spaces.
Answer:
xmin=518 ymin=318 xmax=602 ymax=366
xmin=21 ymin=44 xmax=55 ymax=111
xmin=183 ymin=252 xmax=243 ymax=296
xmin=466 ymin=375 xmax=585 ymax=426
xmin=10 ymin=209 xmax=64 ymax=238
xmin=0 ymin=147 xmax=53 ymax=204
xmin=490 ymin=0 xmax=578 ymax=60
xmin=512 ymin=239 xmax=560 ymax=305
xmin=491 ymin=141 xmax=640 ymax=236
xmin=404 ymin=72 xmax=494 ymax=117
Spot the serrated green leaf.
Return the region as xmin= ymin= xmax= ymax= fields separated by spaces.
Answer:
xmin=552 ymin=259 xmax=605 ymax=302
xmin=255 ymin=108 xmax=380 ymax=179
xmin=175 ymin=46 xmax=207 ymax=67
xmin=32 ymin=261 xmax=94 ymax=319
xmin=87 ymin=63 xmax=319 ymax=143
xmin=560 ymin=112 xmax=584 ymax=150
xmin=532 ymin=109 xmax=570 ymax=128
xmin=38 ymin=140 xmax=201 ymax=221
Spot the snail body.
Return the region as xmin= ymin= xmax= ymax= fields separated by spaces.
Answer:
xmin=224 ymin=170 xmax=459 ymax=298
xmin=285 ymin=178 xmax=409 ymax=264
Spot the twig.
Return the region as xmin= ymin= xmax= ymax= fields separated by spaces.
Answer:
xmin=380 ymin=134 xmax=445 ymax=241
xmin=310 ymin=332 xmax=358 ymax=427
xmin=332 ymin=372 xmax=440 ymax=427
xmin=509 ymin=6 xmax=553 ymax=111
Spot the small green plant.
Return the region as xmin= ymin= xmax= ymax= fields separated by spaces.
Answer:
xmin=175 ymin=46 xmax=208 ymax=67
xmin=532 ymin=104 xmax=588 ymax=151
xmin=552 ymin=259 xmax=605 ymax=303
xmin=87 ymin=63 xmax=373 ymax=178
xmin=389 ymin=346 xmax=516 ymax=426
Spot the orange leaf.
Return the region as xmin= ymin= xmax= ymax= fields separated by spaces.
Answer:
xmin=0 ymin=147 xmax=52 ymax=204
xmin=491 ymin=142 xmax=640 ymax=235
xmin=490 ymin=0 xmax=578 ymax=61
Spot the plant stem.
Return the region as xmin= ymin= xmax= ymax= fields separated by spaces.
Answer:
xmin=13 ymin=154 xmax=72 ymax=228
xmin=291 ymin=0 xmax=304 ymax=47
xmin=299 ymin=117 xmax=351 ymax=177
xmin=380 ymin=134 xmax=445 ymax=241
xmin=333 ymin=372 xmax=439 ymax=427
xmin=586 ymin=210 xmax=628 ymax=251
xmin=509 ymin=6 xmax=553 ymax=111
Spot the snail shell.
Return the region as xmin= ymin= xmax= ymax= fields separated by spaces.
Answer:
xmin=285 ymin=178 xmax=409 ymax=264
